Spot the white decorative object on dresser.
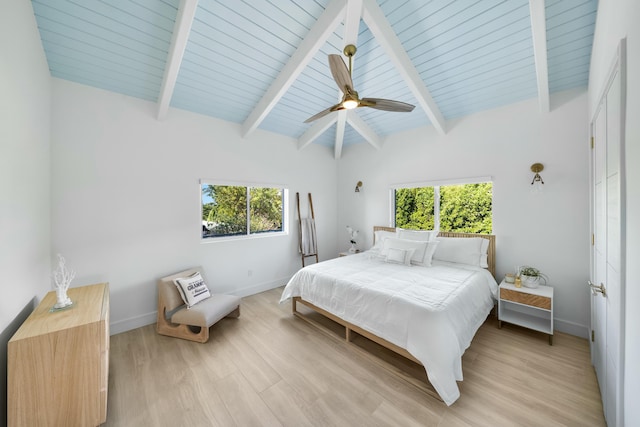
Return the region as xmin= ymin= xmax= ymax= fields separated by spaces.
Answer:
xmin=8 ymin=283 xmax=110 ymax=426
xmin=498 ymin=280 xmax=554 ymax=344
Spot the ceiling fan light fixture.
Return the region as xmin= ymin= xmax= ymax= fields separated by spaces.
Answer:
xmin=342 ymin=98 xmax=359 ymax=109
xmin=342 ymin=92 xmax=359 ymax=110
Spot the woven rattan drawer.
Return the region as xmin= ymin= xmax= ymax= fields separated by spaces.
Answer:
xmin=500 ymin=288 xmax=551 ymax=310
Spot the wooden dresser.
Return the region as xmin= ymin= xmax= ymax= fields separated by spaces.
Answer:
xmin=8 ymin=283 xmax=110 ymax=427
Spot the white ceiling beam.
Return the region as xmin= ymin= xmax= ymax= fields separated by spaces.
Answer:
xmin=332 ymin=0 xmax=365 ymax=157
xmin=347 ymin=111 xmax=381 ymax=149
xmin=241 ymin=0 xmax=346 ymax=138
xmin=529 ymin=0 xmax=550 ymax=112
xmin=156 ymin=0 xmax=199 ymax=120
xmin=334 ymin=111 xmax=347 ymax=159
xmin=362 ymin=0 xmax=446 ymax=135
xmin=297 ymin=113 xmax=337 ymax=150
xmin=343 ymin=0 xmax=362 ymax=46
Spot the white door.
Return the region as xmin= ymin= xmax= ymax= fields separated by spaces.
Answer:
xmin=591 ymin=100 xmax=607 ymax=408
xmin=590 ymin=40 xmax=626 ymax=427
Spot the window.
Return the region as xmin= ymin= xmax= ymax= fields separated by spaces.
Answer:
xmin=201 ymin=182 xmax=287 ymax=240
xmin=393 ymin=180 xmax=492 ymax=234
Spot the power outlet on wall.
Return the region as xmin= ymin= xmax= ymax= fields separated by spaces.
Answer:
xmin=247 ymin=269 xmax=253 ymax=277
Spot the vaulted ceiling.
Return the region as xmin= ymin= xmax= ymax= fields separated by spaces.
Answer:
xmin=31 ymin=0 xmax=597 ymax=157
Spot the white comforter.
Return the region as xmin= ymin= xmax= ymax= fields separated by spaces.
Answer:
xmin=279 ymin=252 xmax=498 ymax=406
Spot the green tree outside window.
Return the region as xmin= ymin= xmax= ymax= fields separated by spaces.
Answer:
xmin=395 ymin=182 xmax=492 ymax=234
xmin=201 ymin=184 xmax=284 ymax=238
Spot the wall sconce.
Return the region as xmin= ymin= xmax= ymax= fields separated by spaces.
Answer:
xmin=530 ymin=163 xmax=544 ymax=192
xmin=354 ymin=181 xmax=363 ymax=192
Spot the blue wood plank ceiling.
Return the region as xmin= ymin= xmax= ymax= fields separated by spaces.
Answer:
xmin=31 ymin=0 xmax=597 ymax=157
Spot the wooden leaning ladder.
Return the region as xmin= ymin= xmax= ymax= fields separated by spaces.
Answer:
xmin=296 ymin=192 xmax=319 ymax=267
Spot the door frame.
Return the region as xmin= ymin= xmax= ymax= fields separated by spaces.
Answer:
xmin=589 ymin=37 xmax=627 ymax=426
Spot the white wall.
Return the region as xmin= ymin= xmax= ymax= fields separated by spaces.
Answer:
xmin=0 ymin=4 xmax=51 ymax=424
xmin=589 ymin=1 xmax=640 ymax=425
xmin=0 ymin=1 xmax=51 ymax=332
xmin=50 ymin=79 xmax=339 ymax=333
xmin=338 ymin=89 xmax=590 ymax=337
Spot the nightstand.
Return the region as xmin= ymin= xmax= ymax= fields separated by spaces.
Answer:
xmin=498 ymin=280 xmax=554 ymax=345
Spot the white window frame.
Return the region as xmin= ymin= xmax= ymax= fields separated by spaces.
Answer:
xmin=389 ymin=176 xmax=492 ymax=232
xmin=200 ymin=179 xmax=289 ymax=242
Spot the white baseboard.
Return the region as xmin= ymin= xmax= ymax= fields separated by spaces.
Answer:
xmin=233 ymin=275 xmax=289 ymax=298
xmin=109 ymin=275 xmax=292 ymax=335
xmin=110 ymin=311 xmax=157 ymax=335
xmin=554 ymin=317 xmax=589 ymax=339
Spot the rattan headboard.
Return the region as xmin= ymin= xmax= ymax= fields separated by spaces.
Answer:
xmin=373 ymin=226 xmax=496 ymax=278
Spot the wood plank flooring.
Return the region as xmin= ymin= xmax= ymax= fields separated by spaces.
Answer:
xmin=105 ymin=287 xmax=605 ymax=426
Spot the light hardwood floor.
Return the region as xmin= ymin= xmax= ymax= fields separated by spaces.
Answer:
xmin=105 ymin=287 xmax=605 ymax=426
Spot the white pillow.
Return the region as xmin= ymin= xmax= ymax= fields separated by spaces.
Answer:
xmin=381 ymin=238 xmax=433 ymax=266
xmin=385 ymin=247 xmax=415 ymax=266
xmin=479 ymin=238 xmax=489 ymax=268
xmin=173 ymin=271 xmax=211 ymax=308
xmin=422 ymin=240 xmax=440 ymax=267
xmin=370 ymin=230 xmax=397 ymax=252
xmin=397 ymin=228 xmax=438 ymax=242
xmin=432 ymin=237 xmax=489 ymax=268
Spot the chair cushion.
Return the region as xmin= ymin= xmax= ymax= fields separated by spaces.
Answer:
xmin=171 ymin=293 xmax=241 ymax=327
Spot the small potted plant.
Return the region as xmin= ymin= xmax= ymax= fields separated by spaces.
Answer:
xmin=519 ymin=266 xmax=548 ymax=289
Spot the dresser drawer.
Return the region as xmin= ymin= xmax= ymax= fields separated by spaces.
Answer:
xmin=500 ymin=288 xmax=551 ymax=310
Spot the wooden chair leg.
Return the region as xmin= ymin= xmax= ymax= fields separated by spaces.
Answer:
xmin=156 ymin=306 xmax=210 ymax=343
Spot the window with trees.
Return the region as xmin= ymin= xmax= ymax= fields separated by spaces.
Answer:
xmin=393 ymin=180 xmax=492 ymax=234
xmin=201 ymin=182 xmax=287 ymax=240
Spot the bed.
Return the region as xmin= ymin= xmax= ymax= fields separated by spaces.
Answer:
xmin=279 ymin=226 xmax=498 ymax=406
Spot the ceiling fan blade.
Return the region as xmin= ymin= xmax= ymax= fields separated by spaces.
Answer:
xmin=361 ymin=98 xmax=415 ymax=112
xmin=328 ymin=54 xmax=354 ymax=94
xmin=303 ymin=103 xmax=343 ymax=123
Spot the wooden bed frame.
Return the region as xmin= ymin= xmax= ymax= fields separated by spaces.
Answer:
xmin=291 ymin=227 xmax=496 ymax=399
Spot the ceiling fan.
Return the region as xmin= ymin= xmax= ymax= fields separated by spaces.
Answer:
xmin=304 ymin=44 xmax=415 ymax=123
